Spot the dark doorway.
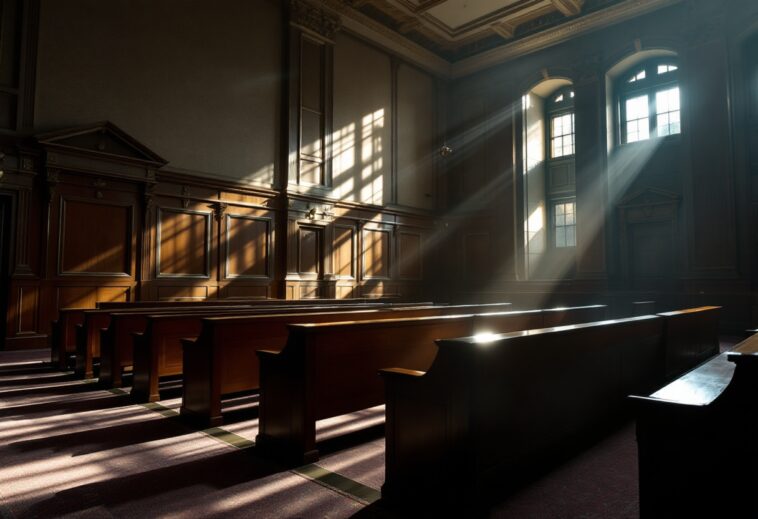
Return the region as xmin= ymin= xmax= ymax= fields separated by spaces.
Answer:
xmin=0 ymin=195 xmax=12 ymax=350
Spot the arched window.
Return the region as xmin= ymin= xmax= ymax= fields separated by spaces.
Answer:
xmin=546 ymin=86 xmax=576 ymax=248
xmin=618 ymin=59 xmax=680 ymax=144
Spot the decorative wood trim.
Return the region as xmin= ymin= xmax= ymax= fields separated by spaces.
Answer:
xmin=57 ymin=197 xmax=135 ymax=278
xmin=224 ymin=214 xmax=272 ymax=280
xmin=361 ymin=223 xmax=392 ymax=280
xmin=333 ymin=223 xmax=357 ymax=280
xmin=155 ymin=207 xmax=212 ymax=279
xmin=451 ymin=0 xmax=685 ymax=78
xmin=289 ymin=0 xmax=342 ymax=42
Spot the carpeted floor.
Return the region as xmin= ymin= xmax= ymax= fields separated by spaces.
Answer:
xmin=0 ymin=339 xmax=741 ymax=518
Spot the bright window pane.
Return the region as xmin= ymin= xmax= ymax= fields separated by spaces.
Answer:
xmin=567 ymin=226 xmax=576 ymax=247
xmin=550 ymin=112 xmax=575 ymax=158
xmin=658 ymin=64 xmax=678 ymax=74
xmin=554 ymin=201 xmax=576 ymax=248
xmin=628 ymin=70 xmax=646 ymax=83
xmin=556 ymin=228 xmax=566 ymax=248
xmin=626 ymin=95 xmax=649 ymax=119
xmin=625 ymin=95 xmax=650 ymax=143
xmin=655 ymin=87 xmax=681 ymax=137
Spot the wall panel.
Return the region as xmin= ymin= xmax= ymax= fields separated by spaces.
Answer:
xmin=157 ymin=208 xmax=210 ymax=278
xmin=397 ymin=64 xmax=436 ymax=209
xmin=298 ymin=226 xmax=322 ymax=276
xmin=59 ymin=199 xmax=131 ymax=275
xmin=362 ymin=227 xmax=391 ymax=279
xmin=398 ymin=231 xmax=423 ymax=280
xmin=157 ymin=286 xmax=208 ymax=300
xmin=333 ymin=224 xmax=355 ymax=278
xmin=56 ymin=286 xmax=130 ymax=309
xmin=16 ymin=286 xmax=39 ymax=334
xmin=333 ymin=33 xmax=392 ymax=204
xmin=225 ymin=215 xmax=270 ymax=279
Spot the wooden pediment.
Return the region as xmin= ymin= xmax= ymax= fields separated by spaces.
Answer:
xmin=617 ymin=187 xmax=680 ymax=209
xmin=36 ymin=121 xmax=167 ymax=168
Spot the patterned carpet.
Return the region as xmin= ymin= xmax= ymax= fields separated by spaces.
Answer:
xmin=0 ymin=340 xmax=740 ymax=518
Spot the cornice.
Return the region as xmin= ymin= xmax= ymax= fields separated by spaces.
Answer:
xmin=451 ymin=0 xmax=685 ymax=78
xmin=322 ymin=1 xmax=452 ymax=76
xmin=327 ymin=0 xmax=684 ymax=79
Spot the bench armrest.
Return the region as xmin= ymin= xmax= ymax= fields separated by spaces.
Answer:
xmin=379 ymin=367 xmax=426 ymax=378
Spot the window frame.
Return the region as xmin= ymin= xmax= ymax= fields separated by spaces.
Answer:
xmin=545 ymin=86 xmax=577 ymax=250
xmin=546 ymin=86 xmax=576 ymax=160
xmin=550 ymin=197 xmax=577 ymax=249
xmin=618 ymin=58 xmax=680 ymax=145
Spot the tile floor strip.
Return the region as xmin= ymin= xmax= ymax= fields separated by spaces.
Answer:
xmin=203 ymin=427 xmax=256 ymax=449
xmin=294 ymin=464 xmax=381 ymax=505
xmin=108 ymin=387 xmax=254 ymax=449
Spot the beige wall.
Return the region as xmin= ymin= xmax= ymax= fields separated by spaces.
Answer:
xmin=332 ymin=33 xmax=392 ymax=206
xmin=35 ymin=0 xmax=281 ymax=185
xmin=397 ymin=64 xmax=436 ymax=210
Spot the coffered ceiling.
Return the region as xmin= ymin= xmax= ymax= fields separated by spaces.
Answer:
xmin=323 ymin=0 xmax=683 ymax=76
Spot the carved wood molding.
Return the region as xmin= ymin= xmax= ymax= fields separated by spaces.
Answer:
xmin=213 ymin=202 xmax=228 ymax=223
xmin=290 ymin=0 xmax=342 ymax=41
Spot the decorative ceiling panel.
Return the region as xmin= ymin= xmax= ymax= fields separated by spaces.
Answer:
xmin=319 ymin=0 xmax=684 ymax=75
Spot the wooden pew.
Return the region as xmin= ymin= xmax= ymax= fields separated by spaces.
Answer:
xmin=100 ymin=302 xmax=418 ymax=389
xmin=380 ymin=315 xmax=665 ymax=504
xmin=73 ymin=305 xmax=257 ymax=379
xmin=628 ymin=311 xmax=758 ymax=518
xmin=70 ymin=299 xmax=414 ymax=378
xmin=50 ymin=309 xmax=86 ymax=369
xmin=51 ymin=297 xmax=401 ymax=370
xmin=181 ymin=303 xmax=523 ymax=426
xmin=381 ymin=306 xmax=721 ymax=506
xmin=255 ymin=305 xmax=606 ymax=463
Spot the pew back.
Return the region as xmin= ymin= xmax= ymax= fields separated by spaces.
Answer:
xmin=127 ymin=303 xmax=435 ymax=399
xmin=381 ymin=315 xmax=663 ymax=503
xmin=254 ymin=305 xmax=606 ymax=462
xmin=182 ymin=303 xmax=515 ymax=424
xmin=101 ymin=302 xmax=398 ymax=387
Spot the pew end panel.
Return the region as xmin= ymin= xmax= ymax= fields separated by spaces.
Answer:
xmin=380 ymin=348 xmax=475 ymax=505
xmin=180 ymin=335 xmax=219 ymax=426
xmin=98 ymin=325 xmax=118 ymax=388
xmin=51 ymin=308 xmax=87 ymax=369
xmin=256 ymin=317 xmax=474 ymax=464
xmin=131 ymin=330 xmax=160 ymax=403
xmin=256 ymin=337 xmax=315 ymax=464
xmin=631 ymin=351 xmax=758 ymax=518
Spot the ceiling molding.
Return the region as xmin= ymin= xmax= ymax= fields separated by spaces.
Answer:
xmin=323 ymin=1 xmax=452 ymax=76
xmin=320 ymin=0 xmax=684 ymax=79
xmin=451 ymin=0 xmax=685 ymax=78
xmin=551 ymin=0 xmax=585 ymax=17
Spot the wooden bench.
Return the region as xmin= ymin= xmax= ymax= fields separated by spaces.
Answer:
xmin=102 ymin=302 xmax=427 ymax=391
xmin=255 ymin=305 xmax=606 ymax=463
xmin=70 ymin=299 xmax=414 ymax=378
xmin=51 ymin=297 xmax=401 ymax=369
xmin=628 ymin=311 xmax=758 ymax=518
xmin=380 ymin=306 xmax=720 ymax=505
xmin=74 ymin=305 xmax=257 ymax=379
xmin=180 ymin=303 xmax=521 ymax=426
xmin=380 ymin=315 xmax=664 ymax=504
